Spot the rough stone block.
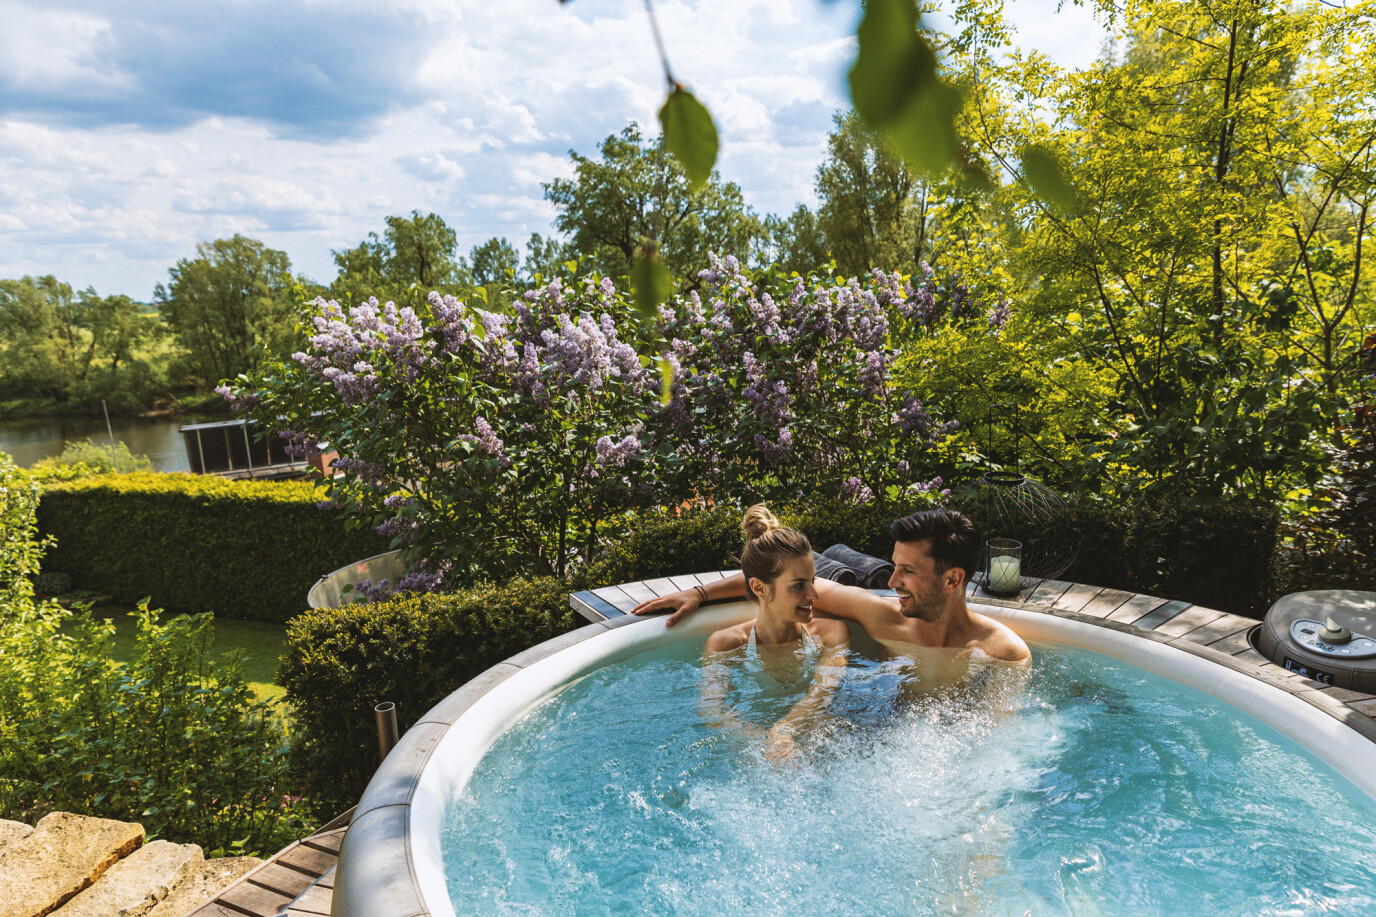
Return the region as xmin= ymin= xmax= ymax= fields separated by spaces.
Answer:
xmin=143 ymin=856 xmax=263 ymax=917
xmin=53 ymin=840 xmax=202 ymax=917
xmin=0 ymin=819 xmax=33 ymax=856
xmin=0 ymin=812 xmax=144 ymax=917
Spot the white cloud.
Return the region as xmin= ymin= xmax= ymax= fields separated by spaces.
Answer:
xmin=0 ymin=0 xmax=1106 ymax=297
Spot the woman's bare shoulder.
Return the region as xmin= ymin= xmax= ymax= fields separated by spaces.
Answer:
xmin=705 ymin=622 xmax=751 ymax=654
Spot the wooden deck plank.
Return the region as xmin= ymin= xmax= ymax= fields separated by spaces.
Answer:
xmin=245 ymin=862 xmax=315 ymax=898
xmin=1053 ymin=582 xmax=1104 ymax=613
xmin=217 ymin=880 xmax=296 ymax=916
xmin=186 ymin=904 xmax=245 ymax=917
xmin=1024 ymin=579 xmax=1072 ymax=607
xmin=1152 ymin=605 xmax=1226 ymax=638
xmin=1349 ymin=697 xmax=1376 ymax=717
xmin=568 ymin=593 xmax=604 ymax=622
xmin=313 ymin=868 xmax=335 ymax=890
xmin=1176 ymin=612 xmax=1256 ymax=646
xmin=275 ymin=845 xmax=338 ymax=877
xmin=697 ymin=570 xmax=727 ymax=584
xmin=590 ymin=585 xmax=638 ymax=613
xmin=641 ymin=577 xmax=678 ymax=597
xmin=1105 ymin=593 xmax=1168 ymax=625
xmin=1130 ymin=599 xmax=1192 ymax=630
xmin=283 ymin=884 xmax=333 ymax=916
xmin=1319 ymin=686 xmax=1375 ymax=704
xmin=1076 ymin=588 xmax=1136 ymax=619
xmin=667 ymin=574 xmax=702 ymax=591
xmin=616 ymin=580 xmax=659 ymax=606
xmin=1206 ymin=629 xmax=1256 ymax=656
xmin=302 ymin=830 xmax=345 ymax=857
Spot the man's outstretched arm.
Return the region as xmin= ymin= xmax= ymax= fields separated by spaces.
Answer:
xmin=631 ymin=573 xmax=747 ymax=627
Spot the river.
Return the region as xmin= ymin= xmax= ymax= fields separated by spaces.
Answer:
xmin=0 ymin=414 xmax=221 ymax=472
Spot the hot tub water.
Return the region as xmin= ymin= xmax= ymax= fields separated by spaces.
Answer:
xmin=441 ymin=640 xmax=1376 ymax=915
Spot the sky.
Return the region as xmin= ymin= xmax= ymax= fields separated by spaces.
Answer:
xmin=0 ymin=0 xmax=1109 ymax=301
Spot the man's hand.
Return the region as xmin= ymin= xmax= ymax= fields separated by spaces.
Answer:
xmin=631 ymin=590 xmax=700 ymax=627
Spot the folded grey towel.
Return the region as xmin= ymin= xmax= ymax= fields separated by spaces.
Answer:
xmin=822 ymin=544 xmax=894 ymax=589
xmin=812 ymin=552 xmax=858 ymax=585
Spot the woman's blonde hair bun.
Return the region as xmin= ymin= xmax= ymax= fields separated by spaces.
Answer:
xmin=741 ymin=503 xmax=781 ymax=541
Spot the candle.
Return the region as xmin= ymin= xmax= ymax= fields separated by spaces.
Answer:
xmin=989 ymin=555 xmax=1020 ymax=592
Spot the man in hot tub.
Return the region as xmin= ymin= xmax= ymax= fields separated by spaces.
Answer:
xmin=632 ymin=508 xmax=1030 ymax=694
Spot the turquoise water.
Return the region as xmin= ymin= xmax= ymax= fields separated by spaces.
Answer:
xmin=441 ymin=637 xmax=1376 ymax=916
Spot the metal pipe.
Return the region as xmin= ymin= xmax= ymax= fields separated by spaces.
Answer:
xmin=375 ymin=702 xmax=400 ymax=762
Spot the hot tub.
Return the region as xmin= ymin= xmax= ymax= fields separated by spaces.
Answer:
xmin=331 ymin=600 xmax=1376 ymax=916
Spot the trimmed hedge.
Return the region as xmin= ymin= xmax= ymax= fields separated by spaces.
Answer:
xmin=279 ymin=577 xmax=578 ymax=817
xmin=37 ymin=473 xmax=388 ymax=622
xmin=1063 ymin=494 xmax=1278 ymax=617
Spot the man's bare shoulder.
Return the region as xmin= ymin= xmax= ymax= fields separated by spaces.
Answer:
xmin=807 ymin=617 xmax=851 ymax=648
xmin=967 ymin=613 xmax=1031 ymax=663
xmin=705 ymin=622 xmax=751 ymax=654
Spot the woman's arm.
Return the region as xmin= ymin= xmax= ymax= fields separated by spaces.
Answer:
xmin=698 ymin=628 xmax=763 ymax=738
xmin=766 ymin=623 xmax=850 ymax=763
xmin=632 ymin=573 xmax=748 ymax=627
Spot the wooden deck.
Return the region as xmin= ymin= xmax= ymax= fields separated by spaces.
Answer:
xmin=189 ymin=809 xmax=350 ymax=917
xmin=222 ymin=576 xmax=1376 ymax=916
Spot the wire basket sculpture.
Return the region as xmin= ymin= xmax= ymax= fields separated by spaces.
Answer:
xmin=970 ymin=470 xmax=1080 ymax=594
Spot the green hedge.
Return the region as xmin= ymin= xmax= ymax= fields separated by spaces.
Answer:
xmin=36 ymin=473 xmax=388 ymax=622
xmin=279 ymin=578 xmax=578 ymax=817
xmin=1063 ymin=494 xmax=1278 ymax=617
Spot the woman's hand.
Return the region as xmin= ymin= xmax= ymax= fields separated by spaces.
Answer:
xmin=631 ymin=590 xmax=701 ymax=627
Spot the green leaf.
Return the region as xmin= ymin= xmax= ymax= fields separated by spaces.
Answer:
xmin=659 ymin=87 xmax=718 ymax=193
xmin=1020 ymin=145 xmax=1076 ymax=210
xmin=630 ymin=248 xmax=673 ymax=322
xmin=657 ymin=356 xmax=674 ymax=407
xmin=849 ymin=0 xmax=960 ymax=174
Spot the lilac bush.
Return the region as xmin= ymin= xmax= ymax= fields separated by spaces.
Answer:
xmin=225 ymin=256 xmax=963 ymax=595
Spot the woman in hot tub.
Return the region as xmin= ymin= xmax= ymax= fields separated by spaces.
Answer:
xmin=698 ymin=504 xmax=850 ymax=763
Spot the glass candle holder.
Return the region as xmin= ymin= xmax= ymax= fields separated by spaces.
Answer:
xmin=986 ymin=538 xmax=1022 ymax=595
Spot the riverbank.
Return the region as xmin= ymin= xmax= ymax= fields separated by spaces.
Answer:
xmin=0 ymin=391 xmax=229 ymax=422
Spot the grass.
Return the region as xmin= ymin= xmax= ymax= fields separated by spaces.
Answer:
xmin=92 ymin=604 xmax=289 ymax=707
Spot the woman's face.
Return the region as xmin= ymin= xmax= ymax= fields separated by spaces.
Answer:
xmin=753 ymin=553 xmax=818 ymax=622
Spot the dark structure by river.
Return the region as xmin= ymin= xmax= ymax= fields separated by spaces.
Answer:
xmin=0 ymin=415 xmax=219 ymax=472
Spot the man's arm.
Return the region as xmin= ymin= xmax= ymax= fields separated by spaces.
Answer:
xmin=631 ymin=573 xmax=747 ymax=627
xmin=812 ymin=579 xmax=901 ymax=634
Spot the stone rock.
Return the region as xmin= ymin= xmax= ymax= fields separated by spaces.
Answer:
xmin=0 ymin=812 xmax=144 ymax=917
xmin=52 ymin=840 xmax=203 ymax=917
xmin=143 ymin=856 xmax=264 ymax=917
xmin=0 ymin=819 xmax=34 ymax=856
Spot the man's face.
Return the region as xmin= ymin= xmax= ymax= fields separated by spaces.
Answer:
xmin=889 ymin=539 xmax=951 ymax=622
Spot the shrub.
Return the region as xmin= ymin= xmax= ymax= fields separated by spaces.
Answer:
xmin=278 ymin=577 xmax=578 ymax=817
xmin=1065 ymin=494 xmax=1279 ymax=616
xmin=37 ymin=472 xmax=387 ymax=622
xmin=0 ymin=601 xmax=311 ymax=855
xmin=225 ymin=257 xmax=958 ymax=594
xmin=31 ymin=438 xmax=154 ymax=478
xmin=1 ymin=451 xmax=46 ymax=612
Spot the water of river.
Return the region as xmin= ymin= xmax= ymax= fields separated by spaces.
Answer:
xmin=0 ymin=414 xmax=220 ymax=472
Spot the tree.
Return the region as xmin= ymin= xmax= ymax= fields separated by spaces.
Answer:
xmin=814 ymin=111 xmax=941 ymax=277
xmin=522 ymin=233 xmax=575 ymax=283
xmin=155 ymin=236 xmax=297 ymax=388
xmin=330 ymin=212 xmax=468 ymax=307
xmin=543 ymin=124 xmax=766 ymax=284
xmin=0 ymin=276 xmax=95 ymax=401
xmin=956 ymin=0 xmax=1374 ymax=499
xmin=764 ymin=205 xmax=829 ymax=278
xmin=467 ymin=237 xmax=520 ymax=286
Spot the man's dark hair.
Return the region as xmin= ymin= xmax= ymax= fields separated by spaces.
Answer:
xmin=890 ymin=509 xmax=982 ymax=583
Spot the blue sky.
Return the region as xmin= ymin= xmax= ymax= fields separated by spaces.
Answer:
xmin=0 ymin=0 xmax=1108 ymax=299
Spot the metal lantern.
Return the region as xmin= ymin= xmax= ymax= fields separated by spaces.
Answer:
xmin=971 ymin=470 xmax=1080 ymax=591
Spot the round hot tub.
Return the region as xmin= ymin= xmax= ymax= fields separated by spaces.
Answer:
xmin=333 ymin=600 xmax=1376 ymax=916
